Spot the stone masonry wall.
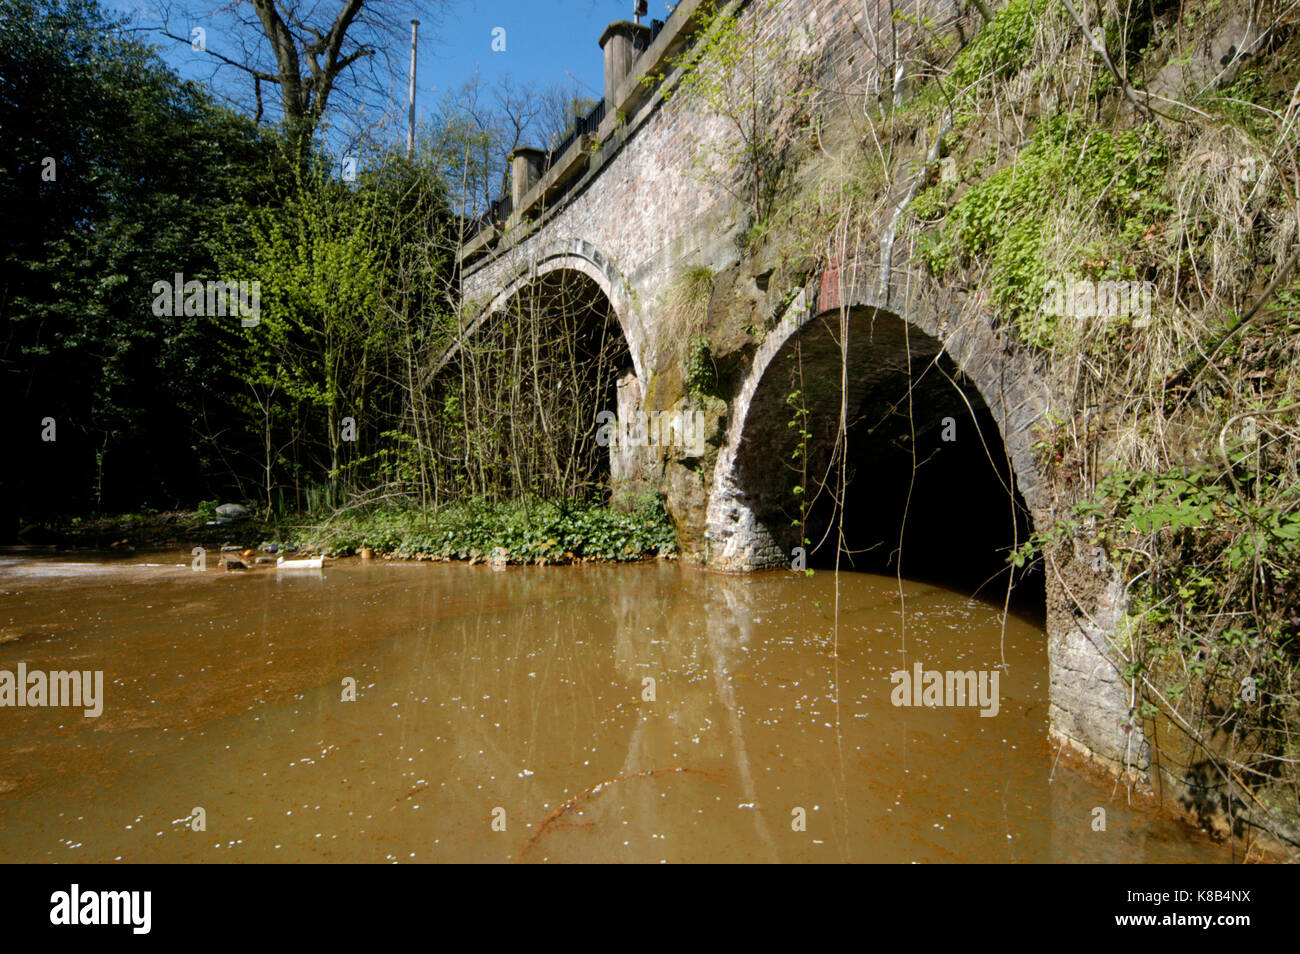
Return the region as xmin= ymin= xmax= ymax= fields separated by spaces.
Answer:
xmin=461 ymin=0 xmax=966 ymax=378
xmin=454 ymin=0 xmax=1148 ymax=790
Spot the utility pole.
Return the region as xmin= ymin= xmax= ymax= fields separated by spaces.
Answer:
xmin=408 ymin=19 xmax=420 ymax=157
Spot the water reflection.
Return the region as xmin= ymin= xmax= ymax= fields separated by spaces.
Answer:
xmin=0 ymin=555 xmax=1230 ymax=862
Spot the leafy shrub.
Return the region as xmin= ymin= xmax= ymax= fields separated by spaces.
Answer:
xmin=685 ymin=336 xmax=718 ymax=398
xmin=311 ymin=497 xmax=678 ymax=563
xmin=945 ymin=0 xmax=1050 ymax=94
xmin=921 ymin=114 xmax=1171 ymax=344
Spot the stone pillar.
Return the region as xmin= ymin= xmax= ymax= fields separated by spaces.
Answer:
xmin=599 ymin=21 xmax=651 ymax=107
xmin=611 ymin=370 xmax=644 ymax=500
xmin=510 ymin=148 xmax=547 ymax=209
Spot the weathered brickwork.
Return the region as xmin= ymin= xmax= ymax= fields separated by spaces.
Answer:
xmin=461 ymin=0 xmax=964 ymax=374
xmin=455 ymin=0 xmax=1145 ymax=785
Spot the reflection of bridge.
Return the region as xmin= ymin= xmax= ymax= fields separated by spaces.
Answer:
xmin=444 ymin=0 xmax=1141 ymax=782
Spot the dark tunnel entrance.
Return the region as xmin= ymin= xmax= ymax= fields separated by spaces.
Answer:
xmin=736 ymin=307 xmax=1043 ymax=614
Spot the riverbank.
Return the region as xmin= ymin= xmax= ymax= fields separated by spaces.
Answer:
xmin=16 ymin=496 xmax=679 ymax=566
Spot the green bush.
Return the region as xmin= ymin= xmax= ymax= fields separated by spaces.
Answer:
xmin=946 ymin=0 xmax=1050 ymax=94
xmin=921 ymin=114 xmax=1171 ymax=345
xmin=310 ymin=497 xmax=678 ymax=563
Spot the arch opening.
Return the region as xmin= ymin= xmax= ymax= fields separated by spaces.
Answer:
xmin=430 ymin=268 xmax=634 ymax=503
xmin=731 ymin=306 xmax=1043 ymax=613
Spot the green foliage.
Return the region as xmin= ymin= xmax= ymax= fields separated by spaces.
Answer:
xmin=685 ymin=336 xmax=718 ymax=398
xmin=1089 ymin=467 xmax=1300 ymax=571
xmin=0 ymin=0 xmax=283 ymax=516
xmin=909 ymin=180 xmax=954 ymax=221
xmin=1016 ymin=462 xmax=1300 ymax=572
xmin=1012 ymin=459 xmax=1300 ymax=781
xmin=213 ymin=153 xmax=449 ymax=509
xmin=314 ymin=497 xmax=677 ymax=562
xmin=785 ymin=382 xmax=813 ymax=536
xmin=893 ymin=7 xmax=957 ymax=66
xmin=920 ymin=114 xmax=1171 ymax=345
xmin=223 ymin=169 xmax=385 ymax=408
xmin=1199 ymin=69 xmax=1287 ymax=138
xmin=946 ymin=0 xmax=1050 ymax=94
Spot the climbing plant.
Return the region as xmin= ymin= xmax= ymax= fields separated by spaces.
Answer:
xmin=654 ymin=0 xmax=816 ymax=227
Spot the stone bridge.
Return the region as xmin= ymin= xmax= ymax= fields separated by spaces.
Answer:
xmin=449 ymin=0 xmax=1146 ymax=788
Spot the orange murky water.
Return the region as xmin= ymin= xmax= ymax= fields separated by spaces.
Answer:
xmin=0 ymin=553 xmax=1232 ymax=862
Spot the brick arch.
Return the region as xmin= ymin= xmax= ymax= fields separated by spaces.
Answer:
xmin=437 ymin=239 xmax=647 ymax=383
xmin=704 ymin=287 xmax=1052 ymax=571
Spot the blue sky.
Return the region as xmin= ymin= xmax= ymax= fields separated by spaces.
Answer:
xmin=423 ymin=0 xmax=623 ymax=101
xmin=104 ymin=1 xmax=680 ymax=140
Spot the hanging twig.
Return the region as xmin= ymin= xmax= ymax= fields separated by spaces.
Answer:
xmin=1165 ymin=245 xmax=1300 ymax=411
xmin=1059 ymin=0 xmax=1155 ymax=121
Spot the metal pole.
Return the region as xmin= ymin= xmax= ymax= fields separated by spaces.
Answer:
xmin=408 ymin=19 xmax=420 ymax=157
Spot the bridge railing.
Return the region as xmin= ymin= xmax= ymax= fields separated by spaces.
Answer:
xmin=461 ymin=194 xmax=513 ymax=246
xmin=459 ymin=8 xmax=683 ymax=258
xmin=542 ymin=98 xmax=607 ymax=175
xmin=460 ymin=93 xmax=610 ymax=247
